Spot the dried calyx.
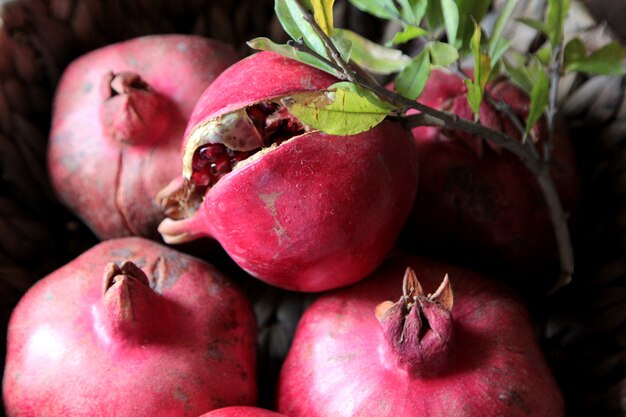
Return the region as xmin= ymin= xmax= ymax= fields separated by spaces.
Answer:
xmin=160 ymin=100 xmax=307 ymax=219
xmin=375 ymin=268 xmax=454 ymax=378
xmin=100 ymin=72 xmax=171 ymax=145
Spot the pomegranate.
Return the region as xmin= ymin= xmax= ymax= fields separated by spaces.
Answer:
xmin=200 ymin=406 xmax=287 ymax=416
xmin=278 ymin=256 xmax=564 ymax=416
xmin=3 ymin=237 xmax=257 ymax=416
xmin=403 ymin=69 xmax=579 ymax=277
xmin=48 ymin=34 xmax=238 ymax=239
xmin=158 ymin=51 xmax=419 ymax=292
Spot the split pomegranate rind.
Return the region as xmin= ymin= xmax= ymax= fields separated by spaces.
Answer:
xmin=158 ymin=52 xmax=419 ymax=292
xmin=278 ymin=256 xmax=564 ymax=417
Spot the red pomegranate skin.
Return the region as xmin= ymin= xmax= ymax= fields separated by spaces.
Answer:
xmin=404 ymin=69 xmax=579 ymax=274
xmin=200 ymin=406 xmax=287 ymax=417
xmin=278 ymin=256 xmax=564 ymax=417
xmin=158 ymin=52 xmax=419 ymax=292
xmin=3 ymin=237 xmax=257 ymax=417
xmin=48 ymin=34 xmax=238 ymax=239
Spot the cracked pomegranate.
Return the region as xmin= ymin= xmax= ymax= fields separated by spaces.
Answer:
xmin=3 ymin=237 xmax=257 ymax=416
xmin=48 ymin=34 xmax=238 ymax=239
xmin=402 ymin=69 xmax=579 ymax=279
xmin=158 ymin=51 xmax=419 ymax=292
xmin=278 ymin=256 xmax=564 ymax=416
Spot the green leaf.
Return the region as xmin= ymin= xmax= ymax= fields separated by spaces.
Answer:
xmin=525 ymin=69 xmax=549 ymax=140
xmin=428 ymin=41 xmax=459 ymax=66
xmin=456 ymin=0 xmax=491 ymax=51
xmin=275 ymin=0 xmax=326 ymax=56
xmin=331 ymin=29 xmax=352 ymax=62
xmin=283 ymin=82 xmax=397 ymax=135
xmin=388 ymin=25 xmax=429 ymax=46
xmin=536 ymin=45 xmax=551 ymax=65
xmin=470 ymin=21 xmax=490 ymax=90
xmin=329 ymin=81 xmax=398 ymax=110
xmin=337 ymin=29 xmax=411 ymax=74
xmin=488 ymin=0 xmax=516 ymax=59
xmin=426 ymin=0 xmax=443 ymax=29
xmin=394 ymin=50 xmax=431 ymax=100
xmin=563 ymin=38 xmax=586 ymax=69
xmin=517 ymin=18 xmax=550 ymax=35
xmin=566 ymin=41 xmax=626 ymax=75
xmin=465 ymin=79 xmax=482 ymax=118
xmin=547 ymin=0 xmax=571 ymax=47
xmin=502 ymin=54 xmax=544 ymax=94
xmin=490 ymin=38 xmax=512 ymax=67
xmin=347 ymin=0 xmax=400 ymax=20
xmin=309 ymin=0 xmax=335 ymax=35
xmin=247 ymin=37 xmax=340 ymax=76
xmin=440 ymin=0 xmax=459 ymax=46
xmin=407 ymin=0 xmax=429 ymax=24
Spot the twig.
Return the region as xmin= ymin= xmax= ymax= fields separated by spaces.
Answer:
xmin=290 ymin=0 xmax=574 ymax=288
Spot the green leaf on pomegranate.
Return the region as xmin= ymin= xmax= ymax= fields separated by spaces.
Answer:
xmin=440 ymin=0 xmax=459 ymax=47
xmin=388 ymin=25 xmax=429 ymax=46
xmin=525 ymin=69 xmax=549 ymax=140
xmin=347 ymin=0 xmax=400 ymax=20
xmin=275 ymin=0 xmax=327 ymax=57
xmin=564 ymin=41 xmax=626 ymax=76
xmin=331 ymin=30 xmax=353 ymax=62
xmin=283 ymin=82 xmax=397 ymax=135
xmin=546 ymin=0 xmax=570 ymax=48
xmin=394 ymin=50 xmax=431 ymax=100
xmin=247 ymin=37 xmax=340 ymax=77
xmin=488 ymin=0 xmax=515 ymax=61
xmin=465 ymin=79 xmax=482 ymax=118
xmin=427 ymin=41 xmax=459 ymax=67
xmin=337 ymin=29 xmax=411 ymax=74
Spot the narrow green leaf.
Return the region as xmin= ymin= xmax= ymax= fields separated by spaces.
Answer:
xmin=428 ymin=41 xmax=459 ymax=66
xmin=563 ymin=38 xmax=586 ymax=69
xmin=502 ymin=54 xmax=544 ymax=94
xmin=247 ymin=37 xmax=340 ymax=76
xmin=394 ymin=50 xmax=431 ymax=100
xmin=275 ymin=0 xmax=326 ymax=56
xmin=525 ymin=70 xmax=549 ymax=139
xmin=331 ymin=29 xmax=352 ymax=62
xmin=490 ymin=38 xmax=512 ymax=67
xmin=309 ymin=0 xmax=335 ymax=35
xmin=426 ymin=0 xmax=443 ymax=29
xmin=407 ymin=0 xmax=428 ymax=24
xmin=347 ymin=0 xmax=400 ymax=20
xmin=488 ymin=0 xmax=516 ymax=58
xmin=388 ymin=25 xmax=429 ymax=46
xmin=440 ymin=0 xmax=459 ymax=46
xmin=456 ymin=0 xmax=491 ymax=51
xmin=536 ymin=45 xmax=551 ymax=65
xmin=283 ymin=83 xmax=396 ymax=135
xmin=547 ymin=0 xmax=571 ymax=47
xmin=503 ymin=59 xmax=533 ymax=94
xmin=329 ymin=81 xmax=398 ymax=111
xmin=465 ymin=79 xmax=482 ymax=118
xmin=566 ymin=41 xmax=626 ymax=75
xmin=337 ymin=29 xmax=411 ymax=74
xmin=517 ymin=18 xmax=550 ymax=35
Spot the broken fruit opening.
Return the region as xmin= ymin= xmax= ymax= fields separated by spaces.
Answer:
xmin=160 ymin=101 xmax=307 ymax=220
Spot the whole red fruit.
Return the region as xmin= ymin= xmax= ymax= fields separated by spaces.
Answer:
xmin=403 ymin=69 xmax=579 ymax=277
xmin=3 ymin=237 xmax=257 ymax=416
xmin=278 ymin=256 xmax=564 ymax=416
xmin=200 ymin=406 xmax=287 ymax=417
xmin=48 ymin=34 xmax=238 ymax=239
xmin=158 ymin=52 xmax=419 ymax=292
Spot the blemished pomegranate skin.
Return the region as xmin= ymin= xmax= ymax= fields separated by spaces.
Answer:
xmin=278 ymin=256 xmax=564 ymax=417
xmin=158 ymin=52 xmax=419 ymax=292
xmin=48 ymin=34 xmax=238 ymax=239
xmin=3 ymin=237 xmax=257 ymax=417
xmin=403 ymin=69 xmax=579 ymax=276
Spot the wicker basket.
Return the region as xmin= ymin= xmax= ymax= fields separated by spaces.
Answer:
xmin=0 ymin=0 xmax=623 ymax=416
